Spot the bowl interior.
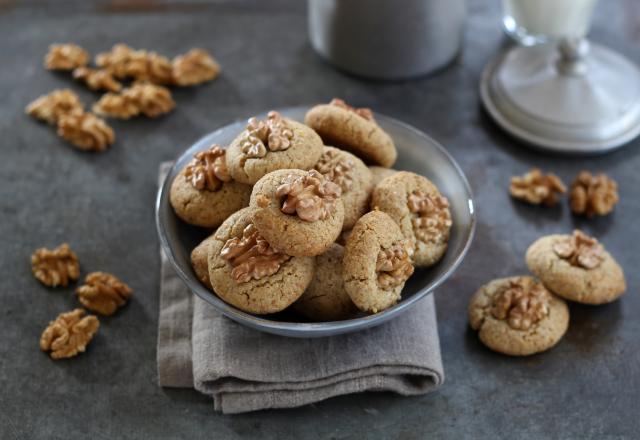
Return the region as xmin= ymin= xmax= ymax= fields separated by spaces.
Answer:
xmin=156 ymin=106 xmax=476 ymax=337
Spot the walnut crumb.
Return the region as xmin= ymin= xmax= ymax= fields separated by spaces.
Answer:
xmin=57 ymin=112 xmax=115 ymax=151
xmin=509 ymin=168 xmax=567 ymax=206
xmin=184 ymin=145 xmax=231 ymax=191
xmin=220 ymin=223 xmax=291 ymax=283
xmin=76 ymin=272 xmax=133 ymax=316
xmin=40 ymin=309 xmax=99 ymax=359
xmin=31 ymin=243 xmax=80 ymax=287
xmin=240 ymin=111 xmax=294 ymax=158
xmin=276 ymin=170 xmax=342 ymax=222
xmin=376 ymin=241 xmax=414 ymax=290
xmin=172 ymin=48 xmax=220 ymax=86
xmin=553 ymin=230 xmax=604 ymax=270
xmin=407 ymin=191 xmax=452 ymax=244
xmin=26 ymin=89 xmax=84 ymax=125
xmin=570 ymin=171 xmax=619 ymax=217
xmin=45 ymin=43 xmax=89 ymax=70
xmin=491 ymin=278 xmax=549 ymax=330
xmin=315 ymin=148 xmax=355 ymax=192
xmin=330 ymin=98 xmax=374 ymax=121
xmin=72 ymin=67 xmax=122 ymax=92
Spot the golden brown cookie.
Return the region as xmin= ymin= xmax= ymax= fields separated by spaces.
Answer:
xmin=343 ymin=211 xmax=414 ymax=314
xmin=371 ymin=171 xmax=452 ymax=267
xmin=468 ymin=276 xmax=569 ymax=356
xmin=169 ymin=145 xmax=252 ymax=228
xmin=292 ymin=244 xmax=358 ymax=321
xmin=191 ymin=233 xmax=216 ymax=289
xmin=250 ymin=169 xmax=345 ymax=257
xmin=226 ymin=111 xmax=324 ymax=184
xmin=305 ymin=99 xmax=397 ymax=167
xmin=525 ymin=230 xmax=626 ymax=305
xmin=315 ymin=146 xmax=373 ymax=230
xmin=370 ymin=166 xmax=397 ymax=187
xmin=207 ymin=207 xmax=315 ymax=314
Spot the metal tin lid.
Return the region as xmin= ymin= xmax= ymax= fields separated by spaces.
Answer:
xmin=480 ymin=40 xmax=640 ymax=154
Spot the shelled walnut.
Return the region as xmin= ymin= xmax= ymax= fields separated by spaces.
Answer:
xmin=570 ymin=171 xmax=619 ymax=217
xmin=220 ymin=223 xmax=290 ymax=283
xmin=92 ymin=93 xmax=139 ymax=119
xmin=93 ymin=83 xmax=175 ymax=119
xmin=26 ymin=89 xmax=84 ymax=125
xmin=96 ymin=44 xmax=173 ymax=84
xmin=172 ymin=48 xmax=220 ymax=86
xmin=57 ymin=112 xmax=115 ymax=151
xmin=40 ymin=309 xmax=99 ymax=359
xmin=31 ymin=243 xmax=80 ymax=287
xmin=552 ymin=230 xmax=604 ymax=270
xmin=491 ymin=278 xmax=549 ymax=330
xmin=330 ymin=98 xmax=374 ymax=121
xmin=44 ymin=43 xmax=89 ymax=70
xmin=72 ymin=67 xmax=122 ymax=92
xmin=276 ymin=170 xmax=342 ymax=222
xmin=509 ymin=168 xmax=567 ymax=206
xmin=240 ymin=111 xmax=294 ymax=158
xmin=76 ymin=272 xmax=133 ymax=316
xmin=407 ymin=190 xmax=452 ymax=244
xmin=314 ymin=148 xmax=355 ymax=192
xmin=184 ymin=145 xmax=231 ymax=191
xmin=376 ymin=241 xmax=414 ymax=290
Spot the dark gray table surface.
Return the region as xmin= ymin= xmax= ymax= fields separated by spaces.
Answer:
xmin=2 ymin=1 xmax=639 ymax=439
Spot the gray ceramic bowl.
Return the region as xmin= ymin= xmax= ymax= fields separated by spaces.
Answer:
xmin=156 ymin=106 xmax=475 ymax=337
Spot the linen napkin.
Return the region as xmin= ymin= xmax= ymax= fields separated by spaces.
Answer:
xmin=156 ymin=162 xmax=445 ymax=414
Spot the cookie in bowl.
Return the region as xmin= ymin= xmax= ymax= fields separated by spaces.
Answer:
xmin=305 ymin=98 xmax=397 ymax=167
xmin=207 ymin=207 xmax=315 ymax=314
xmin=526 ymin=230 xmax=626 ymax=305
xmin=371 ymin=171 xmax=452 ymax=267
xmin=226 ymin=111 xmax=323 ymax=185
xmin=314 ymin=146 xmax=373 ymax=230
xmin=250 ymin=169 xmax=345 ymax=257
xmin=191 ymin=233 xmax=216 ymax=289
xmin=468 ymin=276 xmax=569 ymax=356
xmin=370 ymin=166 xmax=397 ymax=187
xmin=343 ymin=211 xmax=414 ymax=314
xmin=170 ymin=144 xmax=252 ymax=228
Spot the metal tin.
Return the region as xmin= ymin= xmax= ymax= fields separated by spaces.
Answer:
xmin=308 ymin=0 xmax=466 ymax=80
xmin=480 ymin=40 xmax=640 ymax=154
xmin=156 ymin=106 xmax=476 ymax=338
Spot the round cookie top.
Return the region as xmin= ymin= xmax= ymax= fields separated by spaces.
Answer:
xmin=314 ymin=146 xmax=373 ymax=230
xmin=526 ymin=230 xmax=626 ymax=304
xmin=371 ymin=171 xmax=452 ymax=268
xmin=207 ymin=207 xmax=315 ymax=314
xmin=190 ymin=233 xmax=216 ymax=289
xmin=169 ymin=144 xmax=252 ymax=228
xmin=305 ymin=98 xmax=397 ymax=168
xmin=250 ymin=169 xmax=345 ymax=257
xmin=343 ymin=211 xmax=414 ymax=314
xmin=292 ymin=243 xmax=358 ymax=322
xmin=226 ymin=111 xmax=323 ymax=184
xmin=468 ymin=276 xmax=569 ymax=356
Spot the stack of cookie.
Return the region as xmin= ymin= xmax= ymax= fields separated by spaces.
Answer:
xmin=170 ymin=99 xmax=453 ymax=320
xmin=468 ymin=230 xmax=626 ymax=356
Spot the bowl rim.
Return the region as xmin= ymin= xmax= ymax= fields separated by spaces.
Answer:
xmin=155 ymin=105 xmax=476 ymax=337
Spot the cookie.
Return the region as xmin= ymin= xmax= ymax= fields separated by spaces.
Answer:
xmin=170 ymin=145 xmax=252 ymax=228
xmin=250 ymin=169 xmax=345 ymax=257
xmin=315 ymin=146 xmax=373 ymax=230
xmin=468 ymin=276 xmax=569 ymax=356
xmin=370 ymin=166 xmax=397 ymax=187
xmin=292 ymin=244 xmax=358 ymax=321
xmin=525 ymin=230 xmax=626 ymax=305
xmin=371 ymin=171 xmax=452 ymax=267
xmin=191 ymin=233 xmax=216 ymax=289
xmin=207 ymin=207 xmax=315 ymax=314
xmin=226 ymin=111 xmax=323 ymax=184
xmin=305 ymin=99 xmax=397 ymax=167
xmin=343 ymin=211 xmax=414 ymax=313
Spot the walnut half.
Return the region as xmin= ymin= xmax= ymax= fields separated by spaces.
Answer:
xmin=314 ymin=148 xmax=355 ymax=192
xmin=31 ymin=243 xmax=80 ymax=287
xmin=376 ymin=241 xmax=414 ymax=290
xmin=172 ymin=48 xmax=220 ymax=86
xmin=184 ymin=145 xmax=231 ymax=191
xmin=40 ymin=309 xmax=99 ymax=359
xmin=491 ymin=278 xmax=549 ymax=330
xmin=73 ymin=67 xmax=122 ymax=93
xmin=240 ymin=111 xmax=294 ymax=158
xmin=552 ymin=230 xmax=604 ymax=270
xmin=57 ymin=112 xmax=115 ymax=152
xmin=26 ymin=89 xmax=84 ymax=125
xmin=276 ymin=170 xmax=342 ymax=222
xmin=509 ymin=168 xmax=567 ymax=206
xmin=407 ymin=191 xmax=452 ymax=245
xmin=76 ymin=272 xmax=133 ymax=316
xmin=221 ymin=223 xmax=291 ymax=283
xmin=570 ymin=171 xmax=619 ymax=217
xmin=45 ymin=43 xmax=89 ymax=70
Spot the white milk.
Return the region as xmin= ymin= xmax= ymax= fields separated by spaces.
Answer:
xmin=503 ymin=0 xmax=598 ymax=39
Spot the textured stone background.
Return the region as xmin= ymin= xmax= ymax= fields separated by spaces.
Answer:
xmin=1 ymin=0 xmax=639 ymax=438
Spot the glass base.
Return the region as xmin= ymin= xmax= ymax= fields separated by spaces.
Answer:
xmin=503 ymin=15 xmax=551 ymax=46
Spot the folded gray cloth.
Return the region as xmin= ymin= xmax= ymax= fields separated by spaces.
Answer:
xmin=156 ymin=162 xmax=444 ymax=414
